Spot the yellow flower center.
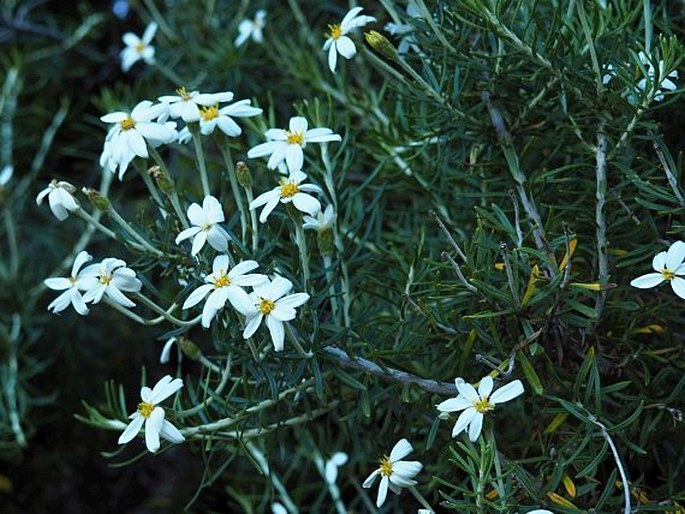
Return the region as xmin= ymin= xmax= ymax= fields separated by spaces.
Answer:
xmin=259 ymin=298 xmax=275 ymax=315
xmin=201 ymin=222 xmax=213 ymax=231
xmin=474 ymin=397 xmax=494 ymax=413
xmin=120 ymin=116 xmax=136 ymax=130
xmin=379 ymin=455 xmax=393 ymax=477
xmin=661 ymin=268 xmax=675 ymax=281
xmin=328 ymin=24 xmax=342 ymax=40
xmin=280 ymin=181 xmax=299 ymax=198
xmin=135 ymin=42 xmax=146 ymax=53
xmin=99 ymin=274 xmax=112 ymax=285
xmin=286 ymin=130 xmax=305 ymax=146
xmin=137 ymin=401 xmax=155 ymax=418
xmin=176 ymin=86 xmax=192 ymax=101
xmin=214 ymin=273 xmax=231 ymax=287
xmin=200 ymin=104 xmax=220 ymax=121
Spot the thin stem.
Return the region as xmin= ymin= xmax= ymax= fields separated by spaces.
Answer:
xmin=176 ymin=358 xmax=232 ymax=417
xmin=408 ymin=486 xmax=434 ymax=512
xmin=654 ymin=141 xmax=685 ymax=207
xmin=74 ymin=207 xmax=117 ymax=240
xmin=221 ymin=145 xmax=247 ymax=241
xmin=286 ymin=324 xmax=313 ymax=358
xmin=107 ymin=206 xmax=164 ymax=256
xmin=589 ymin=416 xmax=631 ymax=514
xmin=442 ymin=252 xmax=477 ymax=292
xmin=4 ymin=207 xmax=18 ymax=276
xmin=136 ymin=162 xmax=165 ymax=207
xmin=487 ymin=426 xmax=507 ymax=511
xmin=431 ymin=210 xmax=467 ymax=262
xmin=322 ymin=254 xmax=341 ymax=324
xmin=293 ymin=221 xmax=310 ymax=291
xmin=594 ymin=127 xmax=609 ymax=320
xmin=133 ymin=293 xmax=202 ymax=327
xmin=245 ymin=442 xmax=299 ymax=513
xmin=245 ymin=185 xmax=259 ymax=252
xmin=191 ymin=129 xmax=211 ymax=197
xmin=103 ymin=297 xmax=170 ymax=325
xmin=643 ymin=0 xmax=652 ymax=55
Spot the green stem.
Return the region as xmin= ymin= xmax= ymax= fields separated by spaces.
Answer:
xmin=137 ymin=162 xmax=165 ymax=207
xmin=487 ymin=425 xmax=506 ymax=511
xmin=294 ymin=221 xmax=310 ymax=291
xmin=408 ymin=486 xmax=433 ymax=512
xmin=107 ymin=206 xmax=164 ymax=256
xmin=133 ymin=293 xmax=202 ymax=327
xmin=245 ymin=186 xmax=259 ymax=252
xmin=322 ymin=254 xmax=341 ymax=324
xmin=74 ymin=207 xmax=117 ymax=240
xmin=191 ymin=128 xmax=211 ymax=197
xmin=221 ymin=144 xmax=247 ymax=241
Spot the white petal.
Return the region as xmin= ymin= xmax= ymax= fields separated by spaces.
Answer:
xmin=478 ymin=376 xmax=494 ymax=399
xmin=666 ymin=241 xmax=685 ymax=270
xmin=203 ymin=195 xmax=225 ymax=223
xmin=226 ymin=286 xmax=254 ymax=314
xmin=285 ymin=145 xmax=304 ymax=173
xmin=630 ymin=273 xmax=664 ymax=289
xmin=391 ymin=461 xmax=422 ymax=480
xmin=44 ymin=277 xmax=72 ymax=291
xmin=436 ymin=396 xmax=470 ymax=412
xmin=276 ymin=292 xmax=309 ymax=309
xmin=182 ymin=284 xmax=215 ymax=309
xmin=455 ymin=378 xmax=480 ymax=402
xmin=72 ymin=251 xmax=93 ymax=277
xmin=292 ymin=193 xmax=321 ymax=216
xmin=149 ymin=376 xmax=183 ymax=404
xmin=335 ymin=36 xmax=357 ymax=60
xmin=206 ymin=226 xmax=230 ymax=252
xmin=328 ymin=43 xmax=338 ymax=73
xmin=176 ymin=226 xmax=202 ymax=245
xmin=389 ymin=438 xmax=413 ymax=462
xmin=47 ymin=290 xmax=72 ymax=313
xmin=670 ymin=277 xmax=685 ymax=300
xmin=105 ymin=285 xmax=136 ymax=308
xmin=490 ymin=380 xmax=525 ymax=404
xmin=191 ymin=231 xmax=208 ymax=256
xmin=468 ymin=412 xmax=484 ymax=441
xmin=144 ymin=407 xmax=164 ymax=452
xmin=243 ymin=313 xmax=263 ymax=339
xmin=362 ymin=469 xmax=378 ymax=488
xmin=266 ymin=315 xmax=285 ymax=351
xmin=247 ymin=141 xmax=282 ymax=159
xmin=652 ymin=250 xmax=668 ymax=271
xmin=159 ymin=419 xmax=185 ymax=444
xmin=376 ymin=475 xmax=389 ymax=507
xmin=118 ymin=415 xmax=145 ymax=444
xmin=452 ymin=407 xmax=476 ymax=438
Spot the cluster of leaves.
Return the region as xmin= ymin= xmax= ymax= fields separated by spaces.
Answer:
xmin=3 ymin=0 xmax=685 ymax=512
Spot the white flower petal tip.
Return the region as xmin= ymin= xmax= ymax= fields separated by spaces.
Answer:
xmin=438 ymin=375 xmax=525 ymax=441
xmin=363 ymin=439 xmax=422 ymax=507
xmin=631 ymin=241 xmax=685 ymax=299
xmin=118 ymin=375 xmax=184 ymax=453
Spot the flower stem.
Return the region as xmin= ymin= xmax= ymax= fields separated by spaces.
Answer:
xmin=107 ymin=206 xmax=164 ymax=256
xmin=220 ymin=144 xmax=247 ymax=241
xmin=133 ymin=293 xmax=202 ymax=327
xmin=245 ymin=185 xmax=259 ymax=252
xmin=135 ymin=160 xmax=164 ymax=207
xmin=293 ymin=220 xmax=310 ymax=291
xmin=190 ymin=127 xmax=211 ymax=197
xmin=408 ymin=486 xmax=433 ymax=513
xmin=322 ymin=254 xmax=341 ymax=323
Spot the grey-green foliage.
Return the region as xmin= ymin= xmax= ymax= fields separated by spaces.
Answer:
xmin=13 ymin=0 xmax=685 ymax=512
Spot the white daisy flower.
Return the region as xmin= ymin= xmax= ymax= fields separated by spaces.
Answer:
xmin=323 ymin=7 xmax=376 ymax=73
xmin=324 ymin=452 xmax=349 ymax=484
xmin=303 ymin=204 xmax=335 ymax=232
xmin=118 ymin=375 xmax=185 ymax=453
xmin=362 ymin=438 xmax=423 ymax=508
xmin=235 ymin=9 xmax=266 ymax=47
xmin=79 ymin=257 xmax=143 ymax=308
xmin=437 ymin=375 xmax=525 ymax=441
xmin=247 ymin=116 xmax=341 ymax=173
xmin=36 ymin=179 xmax=79 ymax=221
xmin=43 ymin=251 xmax=93 ymax=315
xmin=636 ymin=51 xmax=678 ymax=102
xmin=239 ymin=276 xmax=310 ymax=352
xmin=120 ymin=21 xmax=157 ymax=72
xmin=630 ymin=240 xmax=685 ymax=299
xmin=175 ymin=195 xmax=231 ymax=256
xmin=182 ymin=255 xmax=266 ymax=328
xmin=158 ymin=88 xmax=234 ymax=123
xmin=249 ymin=170 xmax=322 ymax=223
xmin=199 ymin=99 xmax=262 ymax=137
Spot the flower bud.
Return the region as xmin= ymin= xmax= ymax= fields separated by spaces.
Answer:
xmin=148 ymin=165 xmax=175 ymax=194
xmin=365 ymin=30 xmax=398 ymax=61
xmin=236 ymin=161 xmax=252 ymax=188
xmin=178 ymin=336 xmax=201 ymax=361
xmin=81 ymin=187 xmax=110 ymax=211
xmin=317 ymin=226 xmax=335 ymax=256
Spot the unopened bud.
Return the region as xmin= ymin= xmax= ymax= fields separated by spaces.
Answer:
xmin=365 ymin=30 xmax=398 ymax=61
xmin=55 ymin=180 xmax=77 ymax=194
xmin=317 ymin=226 xmax=335 ymax=256
xmin=81 ymin=187 xmax=110 ymax=210
xmin=148 ymin=165 xmax=174 ymax=194
xmin=178 ymin=336 xmax=201 ymax=361
xmin=236 ymin=161 xmax=252 ymax=188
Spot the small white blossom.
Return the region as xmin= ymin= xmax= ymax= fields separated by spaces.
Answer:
xmin=158 ymin=88 xmax=234 ymax=123
xmin=182 ymin=255 xmax=266 ymax=328
xmin=235 ymin=9 xmax=266 ymax=47
xmin=175 ymin=195 xmax=231 ymax=256
xmin=118 ymin=375 xmax=185 ymax=453
xmin=324 ymin=452 xmax=349 ymax=484
xmin=362 ymin=438 xmax=423 ymax=508
xmin=43 ymin=251 xmax=93 ymax=315
xmin=323 ymin=7 xmax=376 ymax=73
xmin=250 ymin=170 xmax=322 ymax=223
xmin=120 ymin=21 xmax=157 ymax=72
xmin=79 ymin=257 xmax=143 ymax=308
xmin=384 ymin=4 xmax=421 ymax=54
xmin=239 ymin=276 xmax=310 ymax=352
xmin=303 ymin=204 xmax=335 ymax=232
xmin=247 ymin=116 xmax=341 ymax=173
xmin=630 ymin=240 xmax=685 ymax=299
xmin=437 ymin=375 xmax=524 ymax=441
xmin=199 ymin=99 xmax=262 ymax=137
xmin=36 ymin=179 xmax=79 ymax=221
xmin=636 ymin=51 xmax=678 ymax=102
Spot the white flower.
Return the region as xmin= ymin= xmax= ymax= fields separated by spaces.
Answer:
xmin=158 ymin=88 xmax=234 ymax=123
xmin=303 ymin=204 xmax=335 ymax=232
xmin=182 ymin=255 xmax=266 ymax=328
xmin=630 ymin=240 xmax=685 ymax=299
xmin=239 ymin=276 xmax=310 ymax=352
xmin=118 ymin=375 xmax=185 ymax=453
xmin=362 ymin=438 xmax=423 ymax=508
xmin=175 ymin=195 xmax=231 ymax=256
xmin=43 ymin=251 xmax=93 ymax=315
xmin=324 ymin=452 xmax=348 ymax=484
xmin=36 ymin=179 xmax=79 ymax=221
xmin=199 ymin=99 xmax=262 ymax=137
xmin=0 ymin=164 xmax=13 ymax=187
xmin=601 ymin=63 xmax=615 ymax=85
xmin=100 ymin=101 xmax=176 ymax=178
xmin=249 ymin=170 xmax=322 ymax=223
xmin=323 ymin=7 xmax=376 ymax=73
xmin=636 ymin=51 xmax=678 ymax=102
xmin=235 ymin=9 xmax=266 ymax=47
xmin=79 ymin=257 xmax=143 ymax=308
xmin=384 ymin=4 xmax=421 ymax=54
xmin=120 ymin=21 xmax=157 ymax=72
xmin=247 ymin=116 xmax=341 ymax=173
xmin=271 ymin=503 xmax=287 ymax=514
xmin=437 ymin=375 xmax=525 ymax=441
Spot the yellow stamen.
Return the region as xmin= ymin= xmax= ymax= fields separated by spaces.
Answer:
xmin=137 ymin=401 xmax=155 ymax=418
xmin=135 ymin=42 xmax=146 ymax=53
xmin=120 ymin=116 xmax=136 ymax=130
xmin=176 ymin=86 xmax=192 ymax=101
xmin=280 ymin=181 xmax=299 ymax=198
xmin=328 ymin=24 xmax=342 ymax=40
xmin=378 ymin=455 xmax=393 ymax=477
xmin=259 ymin=298 xmax=275 ymax=315
xmin=662 ymin=268 xmax=675 ymax=281
xmin=200 ymin=104 xmax=220 ymax=121
xmin=474 ymin=397 xmax=494 ymax=413
xmin=214 ymin=273 xmax=231 ymax=287
xmin=285 ymin=130 xmax=305 ymax=146
xmin=99 ymin=274 xmax=112 ymax=285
